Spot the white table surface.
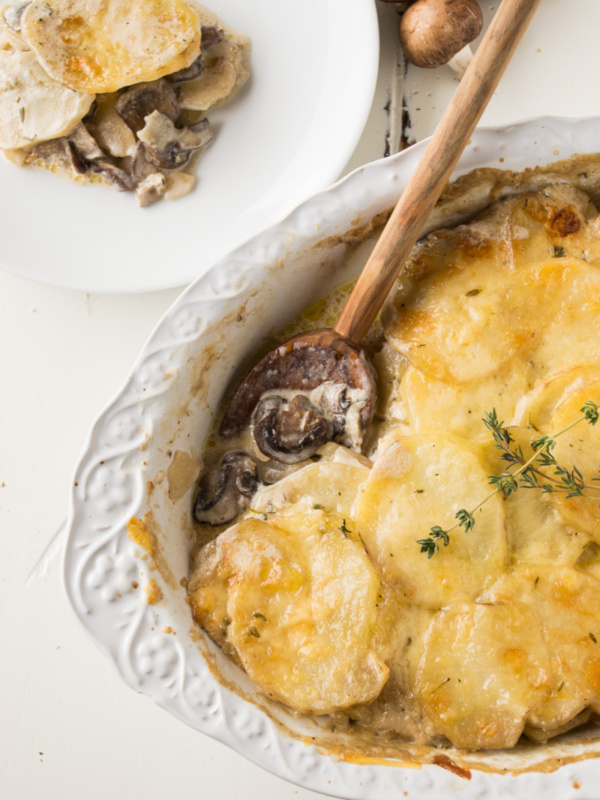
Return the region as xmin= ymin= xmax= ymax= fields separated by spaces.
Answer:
xmin=3 ymin=2 xmax=600 ymax=798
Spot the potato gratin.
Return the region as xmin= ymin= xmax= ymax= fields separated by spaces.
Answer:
xmin=0 ymin=0 xmax=250 ymax=206
xmin=188 ymin=171 xmax=600 ymax=752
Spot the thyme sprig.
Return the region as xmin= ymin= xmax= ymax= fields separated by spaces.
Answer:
xmin=417 ymin=401 xmax=600 ymax=558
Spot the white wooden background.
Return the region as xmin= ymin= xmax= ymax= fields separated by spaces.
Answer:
xmin=2 ymin=1 xmax=600 ymax=798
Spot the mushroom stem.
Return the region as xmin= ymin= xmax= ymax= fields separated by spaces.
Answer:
xmin=447 ymin=42 xmax=474 ymax=78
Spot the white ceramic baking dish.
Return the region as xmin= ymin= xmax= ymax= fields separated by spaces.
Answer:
xmin=64 ymin=117 xmax=600 ymax=799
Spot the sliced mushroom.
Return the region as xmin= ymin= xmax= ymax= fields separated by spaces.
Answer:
xmin=193 ymin=451 xmax=259 ymax=526
xmin=87 ymin=159 xmax=135 ymax=191
xmin=166 ymin=29 xmax=223 ymax=83
xmin=136 ymin=172 xmax=167 ymax=207
xmin=166 ymin=55 xmax=204 ymax=84
xmin=137 ymin=111 xmax=213 ymax=170
xmin=201 ymin=24 xmax=224 ymax=52
xmin=68 ymin=123 xmax=104 ymax=161
xmin=64 ymin=125 xmax=133 ymax=190
xmin=252 ymin=395 xmax=333 ymax=465
xmin=130 ymin=140 xmax=159 ymax=181
xmin=399 ymin=0 xmax=483 ymax=78
xmin=115 ymin=79 xmax=180 ymax=133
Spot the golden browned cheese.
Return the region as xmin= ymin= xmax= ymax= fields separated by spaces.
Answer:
xmin=189 ymin=178 xmax=600 ymax=751
xmin=20 ymin=0 xmax=201 ymax=94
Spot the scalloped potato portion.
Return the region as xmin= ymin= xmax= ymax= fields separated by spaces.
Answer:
xmin=415 ymin=602 xmax=551 ymax=750
xmin=383 ymin=257 xmax=600 ymax=386
xmin=250 ymin=457 xmax=370 ymax=519
xmin=382 ymin=184 xmax=600 ymax=385
xmin=20 ymin=0 xmax=201 ymax=93
xmin=484 ymin=565 xmax=600 ymax=730
xmin=514 ymin=366 xmax=600 ymax=541
xmin=397 ymin=361 xmax=532 ymax=440
xmin=383 ymin=251 xmax=534 ymax=384
xmin=0 ymin=33 xmax=94 ymax=148
xmin=353 ymin=432 xmax=507 ymax=607
xmin=189 ymin=517 xmax=388 ymax=715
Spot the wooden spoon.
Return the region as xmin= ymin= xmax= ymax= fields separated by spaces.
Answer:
xmin=220 ymin=0 xmax=542 ymax=451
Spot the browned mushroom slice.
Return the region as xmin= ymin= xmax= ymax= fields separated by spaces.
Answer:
xmin=252 ymin=395 xmax=333 ymax=465
xmin=68 ymin=123 xmax=104 ymax=161
xmin=66 ymin=123 xmax=105 ymax=174
xmin=166 ymin=26 xmax=224 ymax=83
xmin=166 ymin=55 xmax=204 ymax=84
xmin=193 ymin=451 xmax=259 ymax=526
xmin=130 ymin=141 xmax=159 ymax=181
xmin=115 ymin=79 xmax=180 ymax=133
xmin=201 ymin=24 xmax=224 ymax=52
xmin=137 ymin=111 xmax=213 ymax=170
xmin=87 ymin=159 xmax=135 ymax=191
xmin=136 ymin=172 xmax=167 ymax=207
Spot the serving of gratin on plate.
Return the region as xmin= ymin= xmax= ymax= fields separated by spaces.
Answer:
xmin=0 ymin=0 xmax=249 ymax=206
xmin=65 ymin=119 xmax=600 ymax=800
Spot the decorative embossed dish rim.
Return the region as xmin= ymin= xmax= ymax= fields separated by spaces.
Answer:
xmin=65 ymin=117 xmax=600 ymax=799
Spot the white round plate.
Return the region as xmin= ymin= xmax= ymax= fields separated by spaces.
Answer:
xmin=0 ymin=0 xmax=378 ymax=294
xmin=65 ymin=118 xmax=600 ymax=799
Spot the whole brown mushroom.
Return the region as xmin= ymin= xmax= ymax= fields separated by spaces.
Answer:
xmin=400 ymin=0 xmax=483 ymax=78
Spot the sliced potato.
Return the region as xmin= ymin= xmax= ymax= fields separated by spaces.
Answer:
xmin=415 ymin=601 xmax=551 ymax=750
xmin=484 ymin=565 xmax=600 ymax=729
xmin=514 ymin=366 xmax=600 ymax=541
xmin=384 ymin=255 xmax=600 ymax=386
xmin=344 ymin=601 xmax=439 ymax=743
xmin=20 ymin=0 xmax=201 ymax=93
xmin=521 ymin=259 xmax=600 ymax=382
xmin=398 ymin=360 xmax=532 ymax=440
xmin=382 ymin=252 xmax=535 ymax=383
xmin=190 ymin=516 xmax=388 ymax=715
xmin=504 ymin=484 xmax=589 ymax=567
xmin=353 ymin=431 xmax=507 ymax=608
xmin=250 ymin=457 xmax=370 ymax=519
xmin=0 ymin=45 xmax=94 ymax=148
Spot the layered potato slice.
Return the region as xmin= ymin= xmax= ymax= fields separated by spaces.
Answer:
xmin=503 ymin=484 xmax=589 ymax=567
xmin=344 ymin=602 xmax=440 ymax=745
xmin=0 ymin=10 xmax=94 ymax=149
xmin=484 ymin=565 xmax=600 ymax=734
xmin=382 ymin=184 xmax=600 ymax=386
xmin=382 ymin=246 xmax=535 ymax=384
xmin=20 ymin=0 xmax=201 ymax=93
xmin=383 ymin=256 xmax=600 ymax=387
xmin=514 ymin=366 xmax=600 ymax=541
xmin=250 ymin=446 xmax=371 ymax=519
xmin=520 ymin=259 xmax=600 ymax=382
xmin=414 ymin=601 xmax=551 ymax=750
xmin=188 ymin=516 xmax=388 ymax=715
xmin=353 ymin=431 xmax=507 ymax=607
xmin=397 ymin=360 xmax=532 ymax=440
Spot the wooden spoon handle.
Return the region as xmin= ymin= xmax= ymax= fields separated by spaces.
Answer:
xmin=334 ymin=0 xmax=542 ymax=345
